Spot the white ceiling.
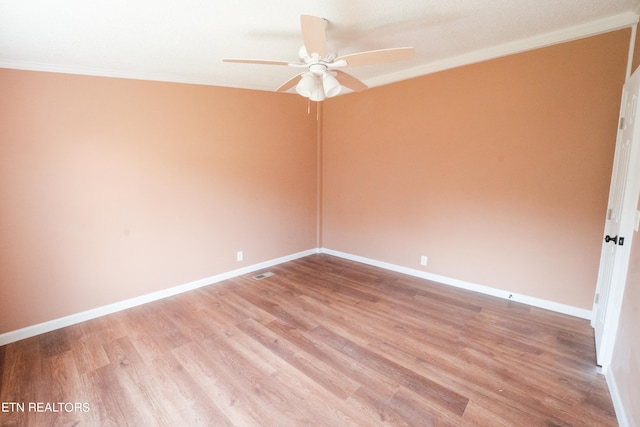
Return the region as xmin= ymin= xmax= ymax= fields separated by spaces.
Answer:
xmin=1 ymin=0 xmax=640 ymax=94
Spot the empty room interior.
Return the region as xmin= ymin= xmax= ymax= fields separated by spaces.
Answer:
xmin=1 ymin=1 xmax=640 ymax=426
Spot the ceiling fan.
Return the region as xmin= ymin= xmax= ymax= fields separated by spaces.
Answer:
xmin=222 ymin=15 xmax=415 ymax=101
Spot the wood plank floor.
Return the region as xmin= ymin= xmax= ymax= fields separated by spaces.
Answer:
xmin=0 ymin=254 xmax=617 ymax=426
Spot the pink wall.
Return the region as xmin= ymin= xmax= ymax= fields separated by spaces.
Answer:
xmin=322 ymin=29 xmax=629 ymax=310
xmin=0 ymin=29 xmax=633 ymax=336
xmin=0 ymin=70 xmax=318 ymax=334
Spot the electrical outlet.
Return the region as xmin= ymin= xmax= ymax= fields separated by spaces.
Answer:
xmin=236 ymin=251 xmax=243 ymax=262
xmin=420 ymin=255 xmax=427 ymax=266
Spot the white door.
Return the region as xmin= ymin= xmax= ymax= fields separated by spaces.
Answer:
xmin=593 ymin=67 xmax=640 ymax=368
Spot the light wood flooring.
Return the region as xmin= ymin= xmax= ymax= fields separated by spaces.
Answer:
xmin=0 ymin=254 xmax=617 ymax=426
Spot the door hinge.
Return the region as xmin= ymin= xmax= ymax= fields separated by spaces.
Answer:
xmin=595 ymin=293 xmax=600 ymax=304
xmin=620 ymin=117 xmax=625 ymax=129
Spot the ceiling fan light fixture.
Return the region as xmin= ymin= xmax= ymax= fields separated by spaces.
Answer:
xmin=295 ymin=73 xmax=315 ymax=97
xmin=309 ymin=79 xmax=326 ymax=102
xmin=322 ymin=73 xmax=341 ymax=98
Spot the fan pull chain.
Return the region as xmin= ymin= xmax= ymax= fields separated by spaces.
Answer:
xmin=308 ymin=98 xmax=311 ymax=114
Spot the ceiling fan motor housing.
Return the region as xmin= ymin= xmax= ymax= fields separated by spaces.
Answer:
xmin=309 ymin=63 xmax=328 ymax=76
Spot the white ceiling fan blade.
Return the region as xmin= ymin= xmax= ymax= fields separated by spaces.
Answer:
xmin=300 ymin=15 xmax=327 ymax=57
xmin=222 ymin=58 xmax=291 ymax=66
xmin=335 ymin=71 xmax=368 ymax=92
xmin=276 ymin=73 xmax=304 ymax=92
xmin=336 ymin=47 xmax=414 ymax=67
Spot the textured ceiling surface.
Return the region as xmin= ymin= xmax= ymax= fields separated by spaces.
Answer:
xmin=1 ymin=0 xmax=640 ymax=93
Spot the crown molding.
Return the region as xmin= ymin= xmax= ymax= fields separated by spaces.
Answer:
xmin=367 ymin=11 xmax=640 ymax=88
xmin=0 ymin=59 xmax=284 ymax=94
xmin=1 ymin=11 xmax=639 ymax=93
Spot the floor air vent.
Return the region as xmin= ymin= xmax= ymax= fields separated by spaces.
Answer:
xmin=252 ymin=272 xmax=275 ymax=280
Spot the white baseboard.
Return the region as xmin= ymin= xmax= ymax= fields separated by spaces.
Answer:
xmin=0 ymin=248 xmax=319 ymax=346
xmin=320 ymin=248 xmax=593 ymax=320
xmin=0 ymin=247 xmax=593 ymax=346
xmin=605 ymin=367 xmax=631 ymax=427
